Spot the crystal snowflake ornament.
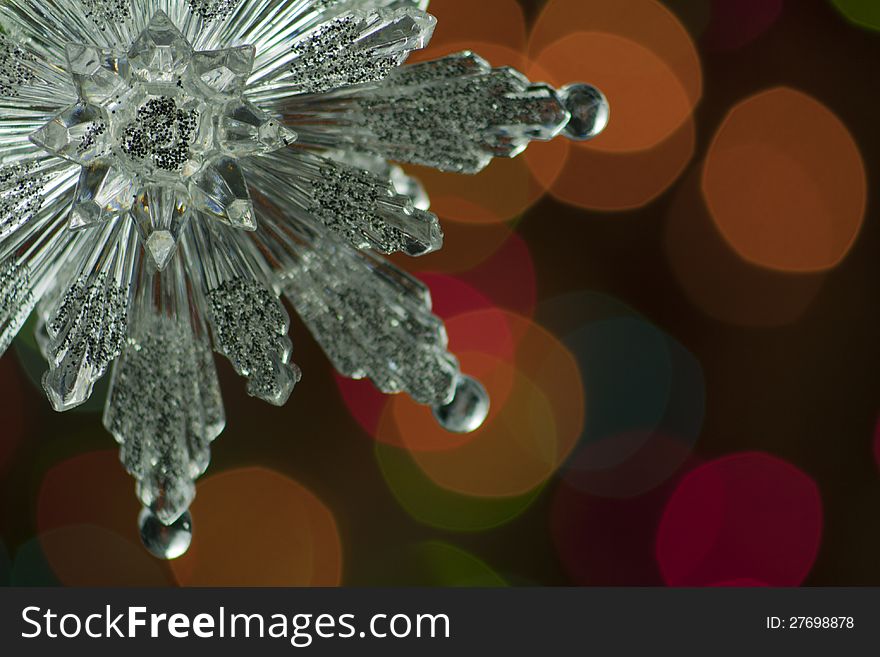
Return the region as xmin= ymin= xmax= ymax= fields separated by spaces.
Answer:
xmin=0 ymin=0 xmax=608 ymax=559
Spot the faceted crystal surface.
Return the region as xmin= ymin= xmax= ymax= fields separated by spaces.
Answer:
xmin=30 ymin=102 xmax=112 ymax=164
xmin=132 ymin=186 xmax=192 ymax=270
xmin=190 ymin=46 xmax=255 ymax=96
xmin=70 ymin=161 xmax=135 ymax=229
xmin=65 ymin=43 xmax=131 ymax=107
xmin=128 ymin=10 xmax=194 ymax=91
xmin=28 ymin=10 xmax=292 ymax=270
xmin=191 ymin=156 xmax=256 ymax=230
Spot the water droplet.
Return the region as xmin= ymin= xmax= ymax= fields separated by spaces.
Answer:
xmin=138 ymin=507 xmax=192 ymax=560
xmin=432 ymin=375 xmax=490 ymax=434
xmin=560 ymin=84 xmax=610 ymax=141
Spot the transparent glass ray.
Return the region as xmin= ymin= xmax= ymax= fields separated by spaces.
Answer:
xmin=42 ymin=220 xmax=137 ymax=411
xmin=131 ymin=184 xmax=192 ymax=270
xmin=0 ymin=165 xmax=82 ymax=356
xmin=284 ymin=51 xmax=574 ymax=173
xmin=246 ymin=7 xmax=436 ymax=100
xmin=184 ymin=218 xmax=301 ymax=405
xmin=105 ymin=249 xmax=224 ymax=526
xmin=248 ymin=176 xmax=459 ymax=405
xmin=0 ymin=32 xmax=77 ymax=115
xmin=248 ymin=149 xmax=442 ymax=256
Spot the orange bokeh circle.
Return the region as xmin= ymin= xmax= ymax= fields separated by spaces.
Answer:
xmin=529 ymin=116 xmax=695 ymax=212
xmin=407 ymin=150 xmax=552 ymax=227
xmin=702 ymin=87 xmax=866 ymax=272
xmin=38 ymin=449 xmax=142 ymax=542
xmin=405 ymin=366 xmax=559 ymax=497
xmin=666 ymin=167 xmax=825 ymax=327
xmin=532 ymin=31 xmax=694 ymax=154
xmin=383 ymin=351 xmax=518 ymax=453
xmin=171 ymin=467 xmax=342 ymax=587
xmin=39 ymin=525 xmax=172 ymax=586
xmin=412 ymin=0 xmax=527 ymax=62
xmin=530 ymin=0 xmax=702 ymax=152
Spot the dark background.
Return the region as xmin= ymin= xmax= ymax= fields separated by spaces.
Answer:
xmin=1 ymin=0 xmax=878 ymax=586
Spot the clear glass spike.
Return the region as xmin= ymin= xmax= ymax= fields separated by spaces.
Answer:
xmin=285 ymin=51 xmax=576 ymax=173
xmin=69 ymin=161 xmax=136 ymax=230
xmin=248 ymin=149 xmax=443 ymax=255
xmin=106 ymin=254 xmax=224 ymax=527
xmin=190 ymin=45 xmax=255 ymax=96
xmin=42 ymin=221 xmax=134 ymax=411
xmin=248 ymin=8 xmax=436 ymax=99
xmin=131 ymin=185 xmax=192 ymax=270
xmin=128 ymin=10 xmax=193 ymax=92
xmin=1 ymin=160 xmax=56 ymax=239
xmin=217 ymin=100 xmax=296 ymax=156
xmin=208 ymin=275 xmax=300 ymax=405
xmin=190 ymin=156 xmax=256 ymax=230
xmin=29 ymin=103 xmax=112 ymax=164
xmin=282 ymin=237 xmax=459 ymax=405
xmin=65 ymin=43 xmax=131 ymax=109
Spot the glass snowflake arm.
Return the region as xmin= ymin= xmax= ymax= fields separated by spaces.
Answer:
xmin=245 ymin=186 xmax=461 ymax=408
xmin=104 ymin=250 xmax=224 ymax=527
xmin=0 ymin=18 xmax=83 ymax=110
xmin=290 ymin=242 xmax=459 ymax=405
xmin=41 ymin=219 xmax=137 ymax=411
xmin=246 ymin=149 xmax=443 ymax=256
xmin=184 ymin=217 xmax=302 ymax=406
xmin=283 ymin=50 xmax=609 ymax=173
xmin=246 ymin=6 xmax=436 ymax=101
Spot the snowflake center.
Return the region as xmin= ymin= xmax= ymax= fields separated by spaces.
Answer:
xmin=120 ymin=95 xmax=201 ymax=174
xmin=28 ymin=9 xmax=296 ymax=270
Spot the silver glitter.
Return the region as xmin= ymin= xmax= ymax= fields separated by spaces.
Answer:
xmin=209 ymin=276 xmax=301 ymax=406
xmin=0 ymin=261 xmax=34 ymax=354
xmin=79 ymin=0 xmax=131 ymax=26
xmin=188 ymin=0 xmax=242 ymax=21
xmin=309 ymin=51 xmax=572 ymax=173
xmin=307 ymin=158 xmax=442 ymax=256
xmin=0 ymin=161 xmax=47 ymax=237
xmin=43 ymin=272 xmax=129 ymax=411
xmin=106 ymin=313 xmax=224 ymax=524
xmin=120 ymin=96 xmax=199 ymax=172
xmin=285 ymin=240 xmax=459 ymax=406
xmin=0 ymin=33 xmax=36 ymax=97
xmin=278 ymin=9 xmax=435 ymax=96
xmin=251 ymin=148 xmax=443 ymax=256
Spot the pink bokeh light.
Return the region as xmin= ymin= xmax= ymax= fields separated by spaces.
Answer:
xmin=656 ymin=452 xmax=823 ymax=586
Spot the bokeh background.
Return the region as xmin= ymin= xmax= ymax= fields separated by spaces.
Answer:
xmin=2 ymin=0 xmax=880 ymax=586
